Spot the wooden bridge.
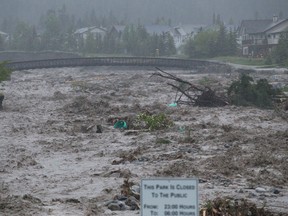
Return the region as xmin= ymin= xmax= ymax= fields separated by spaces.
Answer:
xmin=6 ymin=57 xmax=224 ymax=71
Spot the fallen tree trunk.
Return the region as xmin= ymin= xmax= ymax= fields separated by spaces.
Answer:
xmin=153 ymin=67 xmax=228 ymax=107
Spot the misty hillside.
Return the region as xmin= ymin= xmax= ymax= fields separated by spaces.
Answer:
xmin=0 ymin=0 xmax=287 ymax=26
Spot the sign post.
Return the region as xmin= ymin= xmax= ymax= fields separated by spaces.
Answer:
xmin=141 ymin=178 xmax=199 ymax=216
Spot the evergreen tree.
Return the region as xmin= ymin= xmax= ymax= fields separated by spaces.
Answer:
xmin=272 ymin=33 xmax=288 ymax=66
xmin=10 ymin=22 xmax=39 ymax=51
xmin=216 ymin=23 xmax=228 ymax=56
xmin=0 ymin=35 xmax=4 ymax=51
xmin=166 ymin=34 xmax=176 ymax=55
xmin=212 ymin=13 xmax=216 ymax=25
xmin=84 ymin=31 xmax=97 ymax=54
xmin=227 ymin=30 xmax=237 ymax=55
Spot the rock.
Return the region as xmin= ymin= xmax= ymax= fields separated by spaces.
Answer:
xmin=224 ymin=143 xmax=231 ymax=148
xmin=236 ymin=174 xmax=242 ymax=178
xmin=53 ymin=91 xmax=66 ymax=100
xmin=125 ymin=196 xmax=140 ymax=210
xmin=248 ymin=192 xmax=256 ymax=198
xmin=131 ymin=185 xmax=140 ymax=200
xmin=272 ymin=188 xmax=281 ymax=194
xmin=107 ymin=202 xmax=121 ymax=211
xmin=106 ymin=200 xmax=128 ymax=211
xmin=114 ymin=195 xmax=128 ymax=201
xmin=238 ymin=189 xmax=244 ymax=193
xmin=131 ymin=185 xmax=140 ymax=194
xmin=206 ymin=183 xmax=214 ymax=189
xmin=96 ymin=125 xmax=103 ymax=133
xmin=199 ymin=179 xmax=207 ymax=183
xmin=255 ymin=187 xmax=266 ymax=193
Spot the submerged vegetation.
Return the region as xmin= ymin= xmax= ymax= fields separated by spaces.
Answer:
xmin=227 ymin=74 xmax=281 ymax=108
xmin=0 ymin=61 xmax=11 ymax=82
xmin=136 ymin=112 xmax=174 ymax=131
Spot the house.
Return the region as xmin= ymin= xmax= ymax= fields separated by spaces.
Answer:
xmin=74 ymin=26 xmax=107 ymax=42
xmin=145 ymin=24 xmax=207 ymax=48
xmin=108 ymin=24 xmax=173 ymax=40
xmin=265 ymin=18 xmax=288 ymax=46
xmin=171 ymin=24 xmax=205 ymax=48
xmin=0 ymin=31 xmax=9 ymax=41
xmin=238 ymin=16 xmax=288 ymax=56
xmin=108 ymin=25 xmax=126 ymax=38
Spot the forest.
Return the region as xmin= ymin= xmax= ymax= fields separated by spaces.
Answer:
xmin=0 ymin=1 xmax=288 ymax=64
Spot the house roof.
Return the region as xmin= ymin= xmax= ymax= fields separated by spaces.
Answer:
xmin=264 ymin=18 xmax=288 ymax=34
xmin=239 ymin=19 xmax=273 ymax=34
xmin=145 ymin=25 xmax=171 ymax=35
xmin=74 ymin=26 xmax=106 ymax=35
xmin=112 ymin=25 xmax=125 ymax=32
xmin=181 ymin=25 xmax=205 ymax=35
xmin=0 ymin=31 xmax=8 ymax=36
xmin=90 ymin=27 xmax=106 ymax=34
xmin=173 ymin=27 xmax=186 ymax=36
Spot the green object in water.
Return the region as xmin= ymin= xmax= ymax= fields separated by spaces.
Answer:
xmin=178 ymin=126 xmax=185 ymax=133
xmin=168 ymin=102 xmax=177 ymax=107
xmin=114 ymin=120 xmax=127 ymax=129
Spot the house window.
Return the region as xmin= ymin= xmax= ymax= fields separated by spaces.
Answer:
xmin=243 ymin=47 xmax=249 ymax=55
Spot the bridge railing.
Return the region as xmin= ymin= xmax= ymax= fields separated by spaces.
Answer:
xmin=6 ymin=57 xmax=221 ymax=71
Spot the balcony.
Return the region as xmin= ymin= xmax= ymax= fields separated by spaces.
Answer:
xmin=242 ymin=38 xmax=267 ymax=46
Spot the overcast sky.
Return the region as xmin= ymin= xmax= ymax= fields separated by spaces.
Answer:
xmin=0 ymin=0 xmax=287 ymax=26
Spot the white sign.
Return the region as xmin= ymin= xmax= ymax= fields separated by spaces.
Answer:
xmin=141 ymin=178 xmax=198 ymax=216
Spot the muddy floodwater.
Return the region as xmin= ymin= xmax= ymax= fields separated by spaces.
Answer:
xmin=0 ymin=66 xmax=288 ymax=215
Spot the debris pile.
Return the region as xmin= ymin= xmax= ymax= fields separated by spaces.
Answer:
xmin=152 ymin=67 xmax=228 ymax=107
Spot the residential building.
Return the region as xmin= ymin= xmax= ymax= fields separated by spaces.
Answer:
xmin=238 ymin=16 xmax=288 ymax=57
xmin=0 ymin=31 xmax=9 ymax=41
xmin=171 ymin=25 xmax=205 ymax=48
xmin=74 ymin=26 xmax=107 ymax=41
xmin=108 ymin=25 xmax=126 ymax=38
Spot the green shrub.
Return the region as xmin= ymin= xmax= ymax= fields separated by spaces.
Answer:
xmin=264 ymin=54 xmax=273 ymax=65
xmin=156 ymin=138 xmax=171 ymax=144
xmin=227 ymin=74 xmax=280 ymax=108
xmin=136 ymin=112 xmax=174 ymax=131
xmin=0 ymin=62 xmax=12 ymax=83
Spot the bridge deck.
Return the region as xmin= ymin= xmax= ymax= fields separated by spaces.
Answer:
xmin=6 ymin=57 xmax=222 ymax=71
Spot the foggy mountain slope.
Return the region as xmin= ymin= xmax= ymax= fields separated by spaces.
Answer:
xmin=0 ymin=0 xmax=287 ymax=26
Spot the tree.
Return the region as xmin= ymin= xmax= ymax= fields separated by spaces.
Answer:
xmin=0 ymin=35 xmax=4 ymax=51
xmin=227 ymin=30 xmax=237 ymax=55
xmin=0 ymin=62 xmax=12 ymax=110
xmin=184 ymin=24 xmax=237 ymax=58
xmin=272 ymin=33 xmax=288 ymax=66
xmin=165 ymin=34 xmax=176 ymax=56
xmin=228 ymin=74 xmax=279 ymax=108
xmin=0 ymin=62 xmax=12 ymax=82
xmin=184 ymin=30 xmax=218 ymax=58
xmin=212 ymin=13 xmax=216 ymax=25
xmin=39 ymin=6 xmax=76 ymax=51
xmin=84 ymin=32 xmax=97 ymax=54
xmin=103 ymin=33 xmax=114 ymax=53
xmin=10 ymin=22 xmax=39 ymax=51
xmin=40 ymin=9 xmax=61 ymax=50
xmin=216 ymin=23 xmax=228 ymax=56
xmin=216 ymin=14 xmax=222 ymax=25
xmin=183 ymin=38 xmax=196 ymax=58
